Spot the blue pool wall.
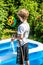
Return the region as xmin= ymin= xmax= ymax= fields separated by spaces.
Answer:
xmin=0 ymin=38 xmax=43 ymax=65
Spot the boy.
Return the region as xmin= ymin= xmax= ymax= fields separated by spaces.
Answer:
xmin=11 ymin=9 xmax=30 ymax=65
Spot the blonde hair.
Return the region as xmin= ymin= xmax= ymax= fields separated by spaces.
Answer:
xmin=17 ymin=9 xmax=29 ymax=20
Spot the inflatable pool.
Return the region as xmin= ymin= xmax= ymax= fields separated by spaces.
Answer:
xmin=0 ymin=39 xmax=43 ymax=65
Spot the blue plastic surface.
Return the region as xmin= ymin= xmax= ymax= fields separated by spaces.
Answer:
xmin=0 ymin=40 xmax=43 ymax=65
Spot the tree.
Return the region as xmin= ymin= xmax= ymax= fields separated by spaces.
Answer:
xmin=0 ymin=0 xmax=43 ymax=42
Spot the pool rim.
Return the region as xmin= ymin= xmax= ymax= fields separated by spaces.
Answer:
xmin=0 ymin=38 xmax=43 ymax=54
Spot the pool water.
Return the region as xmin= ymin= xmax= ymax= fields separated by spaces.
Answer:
xmin=0 ymin=51 xmax=43 ymax=65
xmin=0 ymin=40 xmax=38 ymax=56
xmin=0 ymin=40 xmax=43 ymax=65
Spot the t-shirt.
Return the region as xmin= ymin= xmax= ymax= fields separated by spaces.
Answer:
xmin=17 ymin=21 xmax=30 ymax=47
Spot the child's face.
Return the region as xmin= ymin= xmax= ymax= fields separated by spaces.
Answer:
xmin=19 ymin=16 xmax=24 ymax=22
xmin=20 ymin=17 xmax=24 ymax=22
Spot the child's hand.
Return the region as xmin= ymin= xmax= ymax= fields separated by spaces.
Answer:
xmin=11 ymin=34 xmax=17 ymax=42
xmin=11 ymin=38 xmax=14 ymax=41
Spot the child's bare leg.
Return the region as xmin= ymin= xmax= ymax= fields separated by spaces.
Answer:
xmin=21 ymin=56 xmax=24 ymax=65
xmin=26 ymin=60 xmax=30 ymax=65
